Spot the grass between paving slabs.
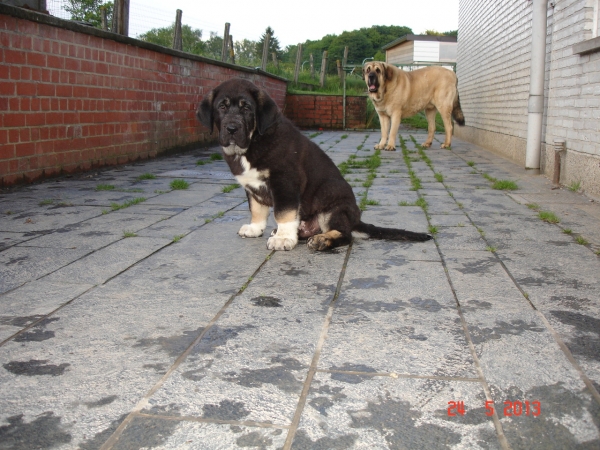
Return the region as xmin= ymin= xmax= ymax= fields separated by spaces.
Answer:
xmin=538 ymin=210 xmax=560 ymax=224
xmin=104 ymin=197 xmax=146 ymax=214
xmin=222 ymin=183 xmax=241 ymax=193
xmin=170 ymin=179 xmax=189 ymax=190
xmin=337 ymin=148 xmax=381 ymax=210
xmin=136 ymin=173 xmax=156 ymax=181
xmin=399 ymin=136 xmax=423 ymax=191
xmin=204 ymin=211 xmax=225 ymax=223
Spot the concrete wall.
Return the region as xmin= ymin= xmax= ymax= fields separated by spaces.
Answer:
xmin=0 ymin=4 xmax=287 ymax=187
xmin=456 ymin=0 xmax=600 ymax=198
xmin=284 ymin=94 xmax=367 ymax=130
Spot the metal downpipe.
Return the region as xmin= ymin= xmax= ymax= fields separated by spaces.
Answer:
xmin=525 ymin=0 xmax=548 ymax=170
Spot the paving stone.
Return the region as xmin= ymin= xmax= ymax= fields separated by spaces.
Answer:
xmin=1 ymin=131 xmax=599 ymax=449
xmin=297 ymin=372 xmax=499 ymax=450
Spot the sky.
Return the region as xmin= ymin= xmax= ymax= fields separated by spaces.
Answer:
xmin=122 ymin=0 xmax=460 ymax=47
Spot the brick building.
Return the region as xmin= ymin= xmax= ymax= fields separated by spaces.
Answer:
xmin=456 ymin=0 xmax=600 ymax=198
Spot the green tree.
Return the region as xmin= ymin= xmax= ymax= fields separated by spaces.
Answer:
xmin=64 ymin=0 xmax=113 ymax=28
xmin=138 ymin=23 xmax=204 ymax=54
xmin=256 ymin=27 xmax=281 ymax=59
xmin=203 ymin=32 xmax=224 ymax=60
xmin=234 ymin=39 xmax=259 ymax=66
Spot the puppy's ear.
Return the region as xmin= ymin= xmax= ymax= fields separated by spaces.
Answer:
xmin=196 ymin=91 xmax=214 ymax=133
xmin=256 ymin=90 xmax=279 ymax=135
xmin=384 ymin=63 xmax=395 ymax=81
xmin=362 ymin=66 xmax=366 ymax=80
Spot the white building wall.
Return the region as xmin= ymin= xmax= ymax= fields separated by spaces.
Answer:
xmin=456 ymin=0 xmax=600 ymax=197
xmin=414 ymin=41 xmax=440 ymax=62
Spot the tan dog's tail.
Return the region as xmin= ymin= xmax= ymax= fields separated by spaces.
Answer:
xmin=452 ymin=90 xmax=465 ymax=126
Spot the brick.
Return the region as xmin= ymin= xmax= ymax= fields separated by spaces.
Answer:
xmin=4 ymin=49 xmax=26 ymax=65
xmin=25 ymin=113 xmax=46 ymax=127
xmin=0 ymin=81 xmax=15 ymax=95
xmin=27 ymin=52 xmax=46 ymax=67
xmin=15 ymin=141 xmax=35 ymax=157
xmin=16 ymin=82 xmax=36 ymax=96
xmin=4 ymin=113 xmax=26 ymax=127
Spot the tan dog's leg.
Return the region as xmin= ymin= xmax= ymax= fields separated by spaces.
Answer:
xmin=238 ymin=196 xmax=269 ymax=237
xmin=423 ymin=107 xmax=437 ymax=148
xmin=375 ymin=113 xmax=390 ymax=150
xmin=439 ymin=106 xmax=454 ymax=148
xmin=385 ymin=113 xmax=401 ymax=151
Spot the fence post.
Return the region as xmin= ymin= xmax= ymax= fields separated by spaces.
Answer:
xmin=320 ymin=51 xmax=328 ymax=87
xmin=221 ymin=23 xmax=230 ymax=62
xmin=229 ymin=35 xmax=235 ymax=64
xmin=310 ymin=53 xmax=314 ymax=79
xmin=261 ymin=33 xmax=271 ymax=71
xmin=100 ymin=6 xmax=108 ymax=31
xmin=293 ymin=43 xmax=302 ymax=84
xmin=342 ymin=46 xmax=348 ymax=82
xmin=111 ymin=0 xmax=129 ymax=36
xmin=172 ymin=9 xmax=183 ymax=51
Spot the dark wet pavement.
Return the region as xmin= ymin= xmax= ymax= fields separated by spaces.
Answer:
xmin=1 ymin=130 xmax=599 ymax=449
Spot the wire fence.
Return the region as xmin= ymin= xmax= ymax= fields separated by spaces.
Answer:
xmin=47 ymin=0 xmax=261 ymax=42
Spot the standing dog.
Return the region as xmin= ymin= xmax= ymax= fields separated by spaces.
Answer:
xmin=364 ymin=62 xmax=465 ymax=150
xmin=197 ymin=78 xmax=431 ymax=251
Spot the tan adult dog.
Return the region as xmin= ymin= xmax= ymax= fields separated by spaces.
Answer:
xmin=364 ymin=62 xmax=465 ymax=150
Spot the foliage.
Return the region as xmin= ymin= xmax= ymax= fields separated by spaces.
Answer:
xmin=64 ymin=0 xmax=113 ymax=28
xmin=256 ymin=27 xmax=282 ymax=60
xmin=138 ymin=23 xmax=204 ymax=54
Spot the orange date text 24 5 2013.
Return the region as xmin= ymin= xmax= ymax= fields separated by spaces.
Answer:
xmin=447 ymin=400 xmax=541 ymax=417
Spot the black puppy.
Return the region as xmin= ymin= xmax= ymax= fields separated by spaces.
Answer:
xmin=197 ymin=78 xmax=431 ymax=251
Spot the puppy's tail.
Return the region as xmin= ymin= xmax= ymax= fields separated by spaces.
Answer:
xmin=352 ymin=221 xmax=432 ymax=242
xmin=452 ymin=90 xmax=465 ymax=126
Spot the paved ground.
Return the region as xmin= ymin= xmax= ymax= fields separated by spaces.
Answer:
xmin=1 ymin=129 xmax=599 ymax=450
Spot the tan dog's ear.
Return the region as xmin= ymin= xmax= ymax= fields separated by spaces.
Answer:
xmin=384 ymin=63 xmax=395 ymax=81
xmin=255 ymin=90 xmax=279 ymax=135
xmin=197 ymin=90 xmax=215 ymax=133
xmin=362 ymin=66 xmax=366 ymax=80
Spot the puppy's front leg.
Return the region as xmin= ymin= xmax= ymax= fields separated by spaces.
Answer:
xmin=239 ymin=194 xmax=269 ymax=238
xmin=267 ymin=209 xmax=299 ymax=251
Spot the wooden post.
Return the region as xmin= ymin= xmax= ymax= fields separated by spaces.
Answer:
xmin=261 ymin=33 xmax=271 ymax=71
xmin=293 ymin=44 xmax=302 ymax=84
xmin=172 ymin=9 xmax=183 ymax=51
xmin=342 ymin=46 xmax=348 ymax=83
xmin=101 ymin=6 xmax=108 ymax=31
xmin=320 ymin=51 xmax=328 ymax=87
xmin=221 ymin=23 xmax=230 ymax=62
xmin=228 ymin=35 xmax=235 ymax=64
xmin=111 ymin=0 xmax=129 ymax=36
xmin=310 ymin=53 xmax=314 ymax=79
xmin=337 ymin=60 xmax=342 ymax=78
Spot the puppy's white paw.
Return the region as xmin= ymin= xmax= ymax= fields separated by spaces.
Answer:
xmin=238 ymin=223 xmax=265 ymax=238
xmin=267 ymin=235 xmax=297 ymax=251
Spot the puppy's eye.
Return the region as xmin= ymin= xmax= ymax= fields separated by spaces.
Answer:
xmin=218 ymin=104 xmax=227 ymax=110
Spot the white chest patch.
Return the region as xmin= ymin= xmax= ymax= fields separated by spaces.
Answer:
xmin=222 ymin=144 xmax=247 ymax=156
xmin=236 ymin=156 xmax=269 ymax=191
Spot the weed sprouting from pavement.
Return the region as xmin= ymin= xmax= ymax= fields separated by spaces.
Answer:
xmin=170 ymin=179 xmax=189 ymax=190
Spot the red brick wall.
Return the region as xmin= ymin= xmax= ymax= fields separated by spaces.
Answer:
xmin=284 ymin=94 xmax=367 ymax=130
xmin=0 ymin=5 xmax=287 ymax=186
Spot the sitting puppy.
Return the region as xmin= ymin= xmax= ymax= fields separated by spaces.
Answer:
xmin=197 ymin=78 xmax=431 ymax=251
